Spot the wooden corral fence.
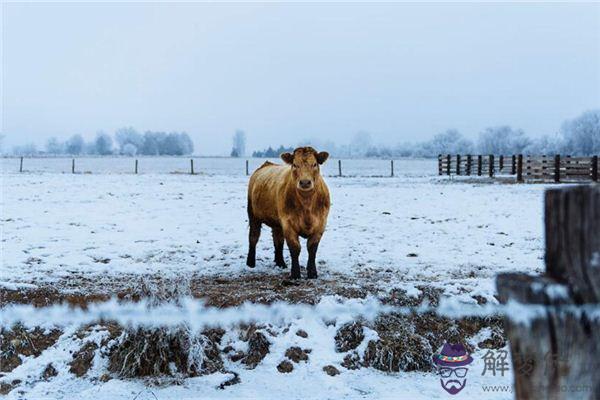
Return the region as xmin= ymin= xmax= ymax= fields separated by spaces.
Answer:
xmin=497 ymin=185 xmax=600 ymax=399
xmin=439 ymin=154 xmax=599 ymax=183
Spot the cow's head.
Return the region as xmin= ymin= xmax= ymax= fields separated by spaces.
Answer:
xmin=281 ymin=147 xmax=329 ymax=192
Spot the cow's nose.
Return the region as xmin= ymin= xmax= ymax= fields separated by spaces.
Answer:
xmin=299 ymin=179 xmax=312 ymax=189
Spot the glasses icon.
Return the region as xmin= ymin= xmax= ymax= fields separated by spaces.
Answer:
xmin=438 ymin=367 xmax=468 ymax=378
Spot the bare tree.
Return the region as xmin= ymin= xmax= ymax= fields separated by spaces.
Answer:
xmin=231 ymin=130 xmax=246 ymax=157
xmin=65 ymin=134 xmax=85 ymax=155
xmin=561 ymin=110 xmax=600 ymax=155
xmin=94 ymin=132 xmax=113 ymax=155
xmin=478 ymin=126 xmax=530 ymax=154
xmin=45 ymin=137 xmax=64 ymax=154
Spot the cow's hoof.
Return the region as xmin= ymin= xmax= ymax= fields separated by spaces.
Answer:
xmin=275 ymin=260 xmax=288 ymax=269
xmin=246 ymin=259 xmax=255 ymax=268
xmin=290 ymin=273 xmax=301 ymax=280
xmin=307 ymin=273 xmax=317 ymax=279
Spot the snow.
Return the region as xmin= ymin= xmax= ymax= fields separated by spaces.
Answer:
xmin=1 ymin=310 xmax=515 ymax=400
xmin=1 ymin=166 xmax=547 ymax=305
xmin=0 ymin=159 xmax=551 ymax=399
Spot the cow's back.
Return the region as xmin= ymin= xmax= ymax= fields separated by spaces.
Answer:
xmin=248 ymin=162 xmax=289 ymax=225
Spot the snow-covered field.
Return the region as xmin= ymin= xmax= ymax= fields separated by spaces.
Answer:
xmin=0 ymin=158 xmax=549 ymax=399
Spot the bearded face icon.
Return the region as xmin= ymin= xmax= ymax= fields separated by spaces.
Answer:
xmin=433 ymin=343 xmax=473 ymax=395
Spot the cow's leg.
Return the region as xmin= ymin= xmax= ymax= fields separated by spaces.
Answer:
xmin=246 ymin=218 xmax=261 ymax=268
xmin=307 ymin=233 xmax=322 ymax=279
xmin=272 ymin=226 xmax=287 ymax=268
xmin=284 ymin=229 xmax=301 ymax=279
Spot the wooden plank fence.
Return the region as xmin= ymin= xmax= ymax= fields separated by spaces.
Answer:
xmin=496 ymin=185 xmax=600 ymax=399
xmin=439 ymin=154 xmax=599 ymax=183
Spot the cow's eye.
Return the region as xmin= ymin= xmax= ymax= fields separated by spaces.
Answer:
xmin=312 ymin=163 xmax=317 ymax=168
xmin=292 ymin=164 xmax=298 ymax=169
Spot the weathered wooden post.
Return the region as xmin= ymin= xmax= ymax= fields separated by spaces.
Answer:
xmin=190 ymin=159 xmax=194 ymax=175
xmin=511 ymin=155 xmax=517 ymax=175
xmin=554 ymin=154 xmax=561 ymax=183
xmin=496 ymin=185 xmax=600 ymax=400
xmin=466 ymin=154 xmax=472 ymax=176
xmin=489 ymin=154 xmax=494 ymax=177
xmin=246 ymin=160 xmax=249 ymax=176
xmin=72 ymin=158 xmax=75 ymax=174
xmin=19 ymin=157 xmax=23 ymax=173
xmin=438 ymin=154 xmax=442 ymax=176
xmin=446 ymin=154 xmax=451 ymax=176
xmin=592 ymin=155 xmax=598 ymax=182
xmin=338 ymin=160 xmax=342 ymax=177
xmin=517 ymin=154 xmax=523 ymax=182
xmin=499 ymin=155 xmax=504 ymax=171
xmin=456 ymin=154 xmax=461 ymax=175
xmin=135 ymin=159 xmax=138 ymax=174
xmin=477 ymin=155 xmax=483 ymax=176
xmin=390 ymin=160 xmax=394 ymax=177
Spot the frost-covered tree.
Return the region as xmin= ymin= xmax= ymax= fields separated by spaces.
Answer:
xmin=94 ymin=132 xmax=113 ymax=155
xmin=231 ymin=130 xmax=246 ymax=157
xmin=65 ymin=134 xmax=85 ymax=155
xmin=524 ymin=134 xmax=564 ymax=155
xmin=416 ymin=129 xmax=474 ymax=156
xmin=13 ymin=143 xmax=38 ymax=155
xmin=141 ymin=131 xmax=165 ymax=155
xmin=560 ymin=110 xmax=600 ymax=155
xmin=115 ymin=127 xmax=143 ymax=155
xmin=349 ymin=131 xmax=373 ymax=157
xmin=122 ymin=143 xmax=138 ymax=156
xmin=477 ymin=126 xmax=530 ymax=154
xmin=45 ymin=137 xmax=64 ymax=154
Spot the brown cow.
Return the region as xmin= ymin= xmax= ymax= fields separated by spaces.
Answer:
xmin=246 ymin=147 xmax=330 ymax=279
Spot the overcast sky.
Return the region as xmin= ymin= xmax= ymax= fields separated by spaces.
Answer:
xmin=2 ymin=2 xmax=599 ymax=155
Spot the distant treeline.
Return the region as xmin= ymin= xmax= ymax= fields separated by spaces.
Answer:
xmin=259 ymin=109 xmax=600 ymax=158
xmin=12 ymin=128 xmax=194 ymax=156
xmin=8 ymin=109 xmax=598 ymax=158
xmin=252 ymin=145 xmax=295 ymax=158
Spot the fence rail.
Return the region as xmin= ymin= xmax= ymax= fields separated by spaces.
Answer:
xmin=439 ymin=154 xmax=599 ymax=183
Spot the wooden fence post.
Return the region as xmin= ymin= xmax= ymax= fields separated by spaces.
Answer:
xmin=489 ymin=154 xmax=494 ymax=177
xmin=466 ymin=155 xmax=472 ymax=175
xmin=246 ymin=160 xmax=249 ymax=176
xmin=446 ymin=154 xmax=451 ymax=176
xmin=456 ymin=155 xmax=461 ymax=175
xmin=390 ymin=160 xmax=394 ymax=177
xmin=511 ymin=155 xmax=516 ymax=175
xmin=517 ymin=154 xmax=523 ymax=182
xmin=499 ymin=155 xmax=504 ymax=171
xmin=72 ymin=159 xmax=75 ymax=174
xmin=19 ymin=156 xmax=23 ymax=173
xmin=438 ymin=154 xmax=442 ymax=175
xmin=190 ymin=159 xmax=194 ymax=175
xmin=135 ymin=159 xmax=138 ymax=174
xmin=554 ymin=154 xmax=560 ymax=183
xmin=496 ymin=186 xmax=600 ymax=399
xmin=477 ymin=155 xmax=482 ymax=176
xmin=592 ymin=155 xmax=598 ymax=182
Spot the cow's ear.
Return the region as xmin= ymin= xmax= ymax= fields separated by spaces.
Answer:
xmin=281 ymin=152 xmax=294 ymax=164
xmin=316 ymin=151 xmax=329 ymax=165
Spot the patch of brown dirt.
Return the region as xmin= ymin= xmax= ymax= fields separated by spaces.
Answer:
xmin=0 ymin=326 xmax=62 ymax=373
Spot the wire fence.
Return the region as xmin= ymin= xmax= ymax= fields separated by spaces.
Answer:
xmin=2 ymin=157 xmax=437 ymax=178
xmin=3 ymin=295 xmax=595 ymax=330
